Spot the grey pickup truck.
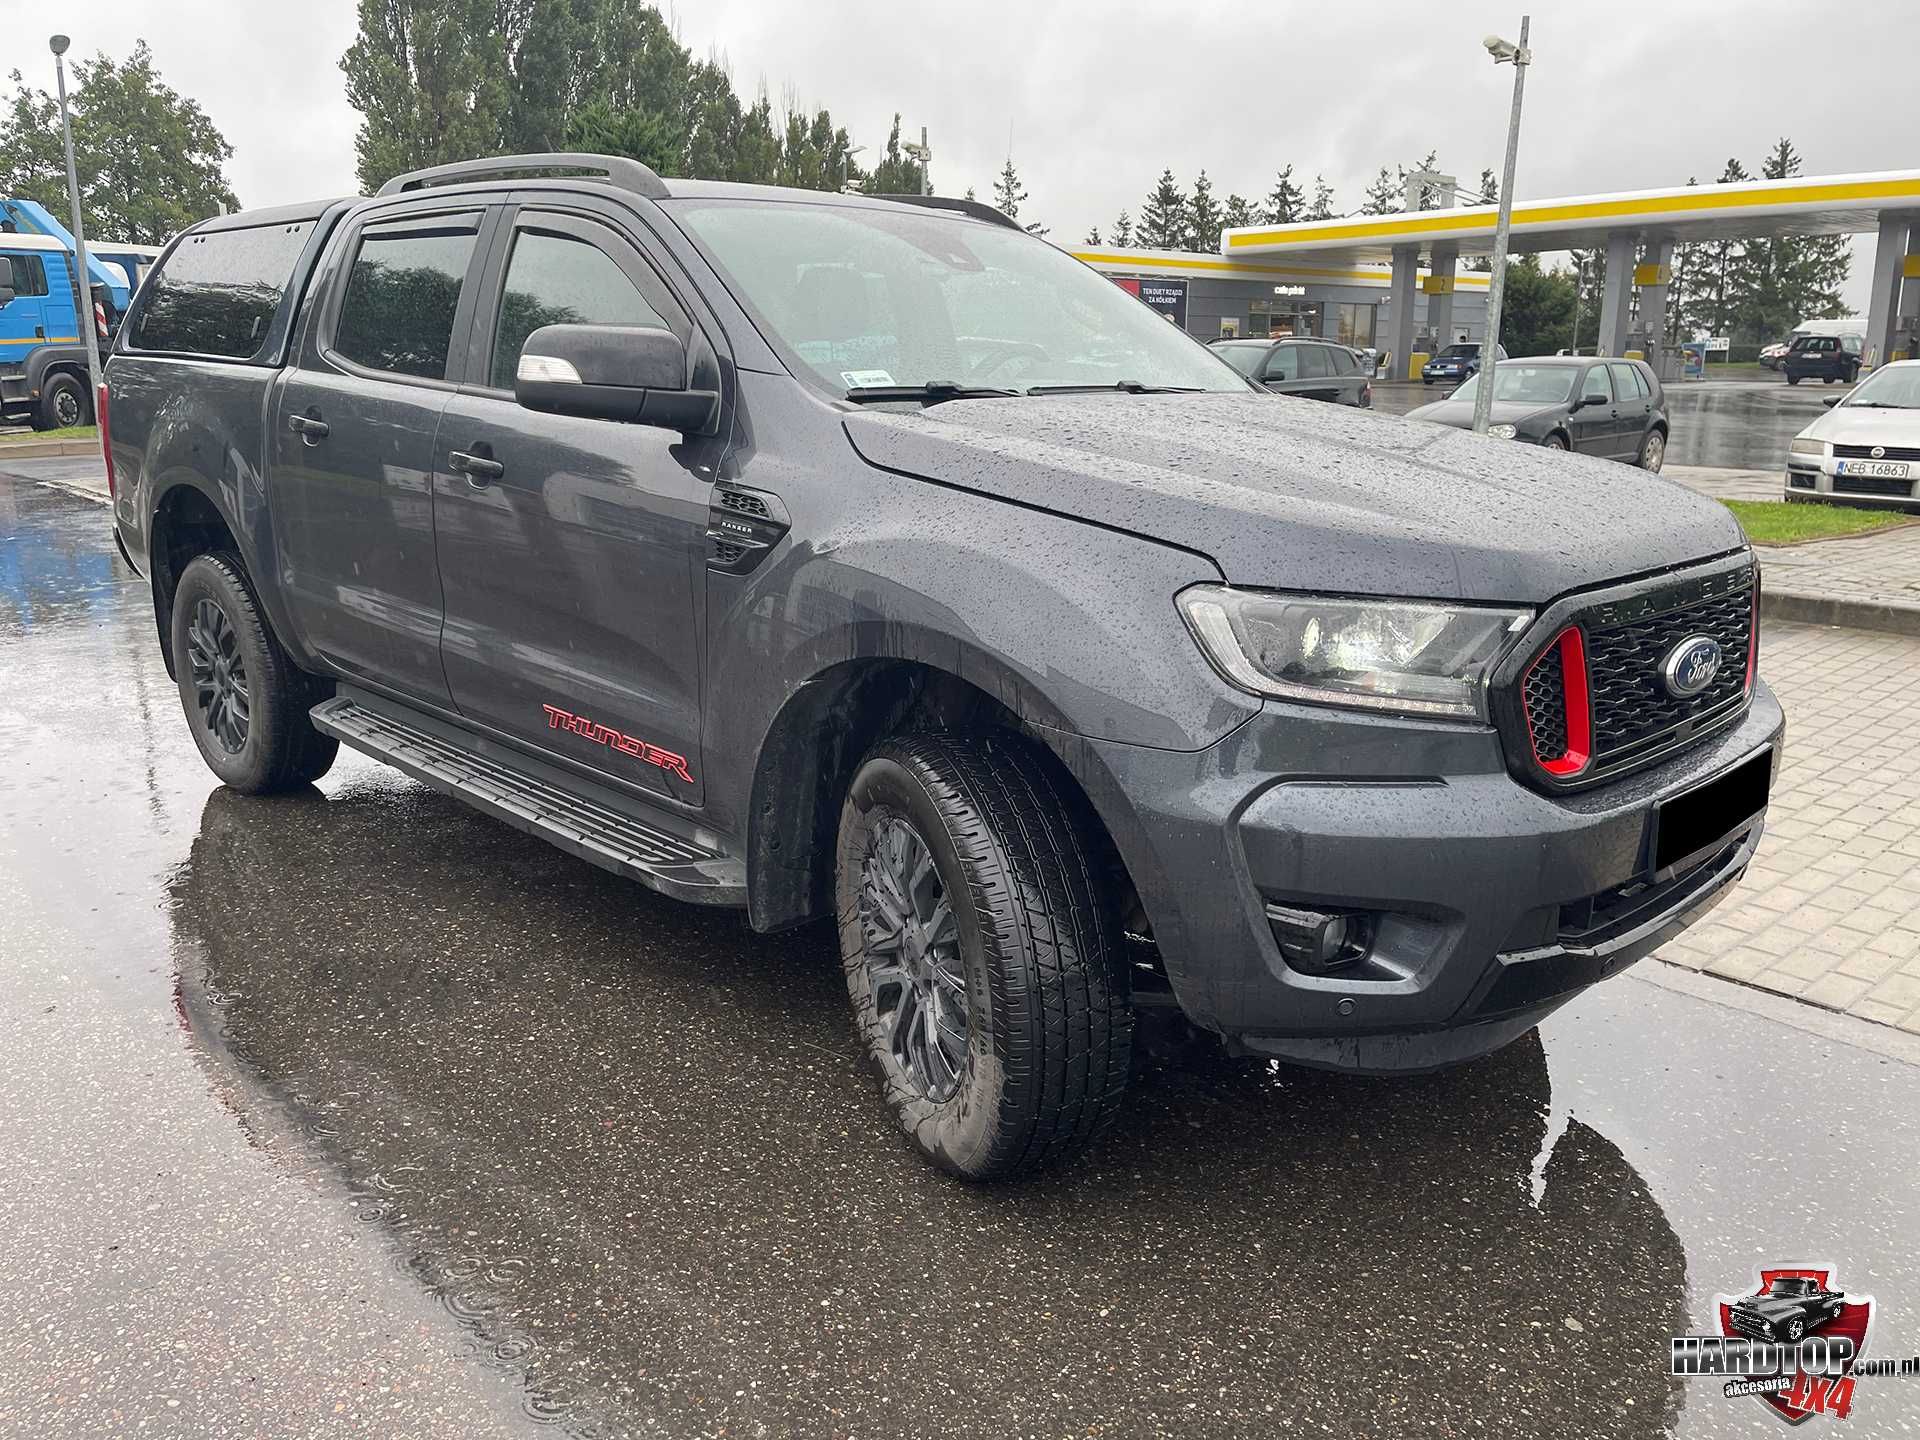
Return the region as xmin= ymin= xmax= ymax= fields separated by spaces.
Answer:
xmin=104 ymin=153 xmax=1782 ymax=1179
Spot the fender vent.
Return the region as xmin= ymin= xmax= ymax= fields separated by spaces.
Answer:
xmin=706 ymin=485 xmax=790 ymax=574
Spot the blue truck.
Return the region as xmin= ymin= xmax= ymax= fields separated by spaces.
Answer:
xmin=0 ymin=197 xmax=148 ymax=430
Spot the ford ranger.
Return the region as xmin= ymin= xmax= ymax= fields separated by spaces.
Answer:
xmin=104 ymin=154 xmax=1783 ymax=1179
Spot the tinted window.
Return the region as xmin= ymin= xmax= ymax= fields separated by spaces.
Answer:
xmin=491 ymin=226 xmax=669 ymax=389
xmin=333 ymin=214 xmax=480 ymax=380
xmin=130 ymin=221 xmax=312 ymax=359
xmin=1328 ymin=347 xmax=1358 ymax=376
xmin=1295 ymin=344 xmax=1331 ymax=379
xmin=3 ymin=253 xmax=49 ymax=297
xmin=1210 ymin=343 xmax=1266 ymax=378
xmin=1580 ymin=365 xmax=1613 ymax=403
xmin=1608 ymin=362 xmax=1642 ymax=399
xmin=1263 ymin=344 xmax=1298 ymax=382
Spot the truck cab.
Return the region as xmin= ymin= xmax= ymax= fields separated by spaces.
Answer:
xmin=0 ymin=233 xmax=97 ymax=429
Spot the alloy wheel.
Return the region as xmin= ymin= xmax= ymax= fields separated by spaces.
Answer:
xmin=1642 ymin=431 xmax=1665 ymax=471
xmin=857 ymin=813 xmax=970 ymax=1102
xmin=186 ymin=597 xmax=251 ymax=754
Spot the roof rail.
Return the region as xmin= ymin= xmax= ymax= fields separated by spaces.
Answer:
xmin=870 ymin=194 xmax=1023 ymax=231
xmin=376 ymin=152 xmax=670 ymax=200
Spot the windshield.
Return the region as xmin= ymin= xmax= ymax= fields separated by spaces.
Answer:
xmin=1440 ymin=344 xmax=1479 ymax=358
xmin=670 ymin=199 xmax=1248 ymax=397
xmin=1447 ymin=365 xmax=1577 ymax=405
xmin=1844 ymin=365 xmax=1920 ymax=408
xmin=1211 ymin=343 xmax=1269 ymax=378
xmin=1767 ymin=1278 xmax=1814 ymax=1297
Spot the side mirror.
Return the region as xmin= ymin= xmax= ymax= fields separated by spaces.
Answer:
xmin=1823 ymin=396 xmax=1843 ymax=408
xmin=513 ymin=323 xmax=718 ymax=434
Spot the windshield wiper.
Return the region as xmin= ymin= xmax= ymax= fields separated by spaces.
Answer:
xmin=843 ymin=381 xmax=1021 ymax=406
xmin=1024 ymin=381 xmax=1205 ymax=396
xmin=1844 ymin=401 xmax=1914 ymax=409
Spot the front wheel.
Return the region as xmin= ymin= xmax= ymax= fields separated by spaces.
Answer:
xmin=836 ymin=731 xmax=1132 ymax=1180
xmin=1637 ymin=428 xmax=1666 ymax=472
xmin=34 ymin=373 xmax=88 ymax=431
xmin=171 ymin=552 xmax=338 ymax=793
xmin=1786 ymin=374 xmax=1800 ymax=386
xmin=1543 ymin=433 xmax=1569 ymax=451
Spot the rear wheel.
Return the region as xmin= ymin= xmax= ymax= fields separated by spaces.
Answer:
xmin=171 ymin=552 xmax=337 ymax=793
xmin=836 ymin=731 xmax=1132 ymax=1180
xmin=1787 ymin=373 xmax=1801 ymax=386
xmin=33 ymin=373 xmax=87 ymax=431
xmin=1637 ymin=428 xmax=1666 ymax=472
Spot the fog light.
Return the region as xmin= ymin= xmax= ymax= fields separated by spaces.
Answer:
xmin=1266 ymin=903 xmax=1375 ymax=973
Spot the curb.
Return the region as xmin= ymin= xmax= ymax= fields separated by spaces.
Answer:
xmin=0 ymin=439 xmax=97 ymax=459
xmin=1762 ymin=587 xmax=1920 ymax=638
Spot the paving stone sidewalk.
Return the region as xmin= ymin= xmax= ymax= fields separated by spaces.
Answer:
xmin=1656 ymin=621 xmax=1920 ymax=1031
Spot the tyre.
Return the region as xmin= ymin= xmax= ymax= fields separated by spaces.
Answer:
xmin=1786 ymin=374 xmax=1800 ymax=386
xmin=836 ymin=731 xmax=1132 ymax=1180
xmin=171 ymin=552 xmax=338 ymax=793
xmin=33 ymin=372 xmax=88 ymax=431
xmin=1637 ymin=428 xmax=1666 ymax=472
xmin=1543 ymin=433 xmax=1569 ymax=451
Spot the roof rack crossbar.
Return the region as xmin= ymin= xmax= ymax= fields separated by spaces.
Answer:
xmin=870 ymin=194 xmax=1023 ymax=231
xmin=377 ymin=152 xmax=670 ymax=200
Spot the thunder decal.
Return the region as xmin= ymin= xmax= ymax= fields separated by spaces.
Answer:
xmin=541 ymin=704 xmax=694 ymax=785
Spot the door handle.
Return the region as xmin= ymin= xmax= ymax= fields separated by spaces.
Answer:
xmin=288 ymin=412 xmax=330 ymax=439
xmin=448 ymin=449 xmax=505 ymax=484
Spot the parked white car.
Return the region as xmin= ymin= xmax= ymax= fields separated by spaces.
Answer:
xmin=1785 ymin=360 xmax=1920 ymax=510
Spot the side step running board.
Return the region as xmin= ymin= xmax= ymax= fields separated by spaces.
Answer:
xmin=311 ymin=690 xmax=746 ymax=907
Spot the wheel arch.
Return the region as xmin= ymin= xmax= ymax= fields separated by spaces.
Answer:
xmin=148 ymin=476 xmax=243 ymax=677
xmin=742 ymin=655 xmax=1142 ymax=939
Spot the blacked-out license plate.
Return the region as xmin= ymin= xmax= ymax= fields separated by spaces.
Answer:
xmin=1652 ymin=748 xmax=1773 ymax=873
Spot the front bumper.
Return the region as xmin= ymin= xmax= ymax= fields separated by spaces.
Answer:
xmin=1786 ymin=453 xmax=1920 ymax=509
xmin=1068 ymin=679 xmax=1785 ymax=1072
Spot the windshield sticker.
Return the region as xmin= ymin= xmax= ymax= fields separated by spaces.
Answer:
xmin=840 ymin=369 xmax=896 ymax=389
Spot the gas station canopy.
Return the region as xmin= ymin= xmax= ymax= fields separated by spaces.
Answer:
xmin=1220 ymin=170 xmax=1920 ymax=263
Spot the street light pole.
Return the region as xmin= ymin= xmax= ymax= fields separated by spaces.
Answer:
xmin=49 ymin=34 xmax=104 ymax=420
xmin=1472 ymin=15 xmax=1530 ymax=437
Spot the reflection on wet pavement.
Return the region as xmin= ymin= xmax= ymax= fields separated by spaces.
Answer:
xmin=6 ymin=476 xmax=1920 ymax=1438
xmin=170 ymin=783 xmax=1689 ymax=1436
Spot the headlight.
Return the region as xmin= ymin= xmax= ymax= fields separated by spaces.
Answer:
xmin=1789 ymin=437 xmax=1826 ymax=456
xmin=1178 ymin=587 xmax=1532 ymax=720
xmin=1487 ymin=423 xmax=1517 ymax=439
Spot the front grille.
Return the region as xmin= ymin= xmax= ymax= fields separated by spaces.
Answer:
xmin=1523 ymin=643 xmax=1567 ymax=761
xmin=1586 ymin=586 xmax=1753 ymax=770
xmin=1834 ymin=474 xmax=1915 ymax=498
xmin=1498 ymin=562 xmax=1756 ymax=789
xmin=1727 ymin=1310 xmax=1773 ymax=1340
xmin=1834 ymin=442 xmax=1920 ymax=461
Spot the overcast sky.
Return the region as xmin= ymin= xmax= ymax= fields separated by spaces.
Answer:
xmin=47 ymin=1 xmax=1920 ymax=308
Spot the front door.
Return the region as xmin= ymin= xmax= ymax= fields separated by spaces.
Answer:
xmin=431 ymin=205 xmax=712 ymax=806
xmin=1567 ymin=363 xmax=1617 ymax=456
xmin=268 ymin=205 xmax=491 ymax=706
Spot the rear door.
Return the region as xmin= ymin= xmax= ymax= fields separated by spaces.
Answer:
xmin=1607 ymin=362 xmax=1651 ymax=458
xmin=268 ymin=202 xmax=494 ymax=705
xmin=1567 ymin=364 xmax=1616 ymax=456
xmin=429 ymin=201 xmax=713 ymax=806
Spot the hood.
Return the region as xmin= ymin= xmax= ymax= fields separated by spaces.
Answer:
xmin=843 ymin=392 xmax=1746 ymax=603
xmin=1803 ymin=405 xmax=1920 ymax=446
xmin=1732 ymin=1297 xmax=1806 ymax=1322
xmin=1402 ymin=398 xmax=1564 ymax=430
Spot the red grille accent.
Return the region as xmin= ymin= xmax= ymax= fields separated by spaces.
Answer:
xmin=1523 ymin=626 xmax=1590 ymax=777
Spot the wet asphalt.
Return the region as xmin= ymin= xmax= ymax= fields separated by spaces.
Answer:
xmin=3 ymin=473 xmax=1920 ymax=1439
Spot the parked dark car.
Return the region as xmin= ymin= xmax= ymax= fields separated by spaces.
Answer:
xmin=1782 ymin=333 xmax=1861 ymax=385
xmin=1726 ymin=1277 xmax=1847 ymax=1344
xmin=1209 ymin=337 xmax=1372 ymax=406
xmin=102 ymin=153 xmax=1781 ymax=1180
xmin=1421 ymin=341 xmax=1506 ymax=385
xmin=1405 ymin=356 xmax=1670 ymax=470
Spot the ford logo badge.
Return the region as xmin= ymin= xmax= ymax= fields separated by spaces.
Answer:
xmin=1661 ymin=635 xmax=1723 ymax=699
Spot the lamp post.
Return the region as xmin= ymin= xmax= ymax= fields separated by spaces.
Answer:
xmin=903 ymin=126 xmax=932 ymax=196
xmin=1471 ymin=17 xmax=1531 ymax=437
xmin=49 ymin=34 xmax=105 ymax=422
